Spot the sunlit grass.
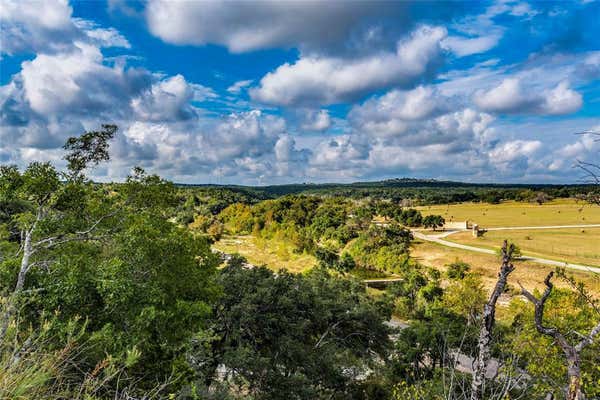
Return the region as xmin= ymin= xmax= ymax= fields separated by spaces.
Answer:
xmin=411 ymin=239 xmax=600 ymax=297
xmin=213 ymin=235 xmax=316 ymax=273
xmin=417 ymin=199 xmax=600 ymax=228
xmin=448 ymin=228 xmax=600 ymax=268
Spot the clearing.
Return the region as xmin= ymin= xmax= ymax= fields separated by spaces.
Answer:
xmin=213 ymin=235 xmax=316 ymax=273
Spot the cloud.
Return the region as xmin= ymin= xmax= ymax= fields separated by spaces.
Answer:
xmin=349 ymin=86 xmax=495 ymax=151
xmin=73 ymin=18 xmax=131 ymax=49
xmin=308 ymin=134 xmax=371 ymax=178
xmin=300 ymin=109 xmax=331 ymax=131
xmin=274 ymin=135 xmax=311 ymax=176
xmin=0 ymin=0 xmax=78 ymax=55
xmin=351 ymin=86 xmax=449 ymax=125
xmin=19 ymin=42 xmax=150 ymax=116
xmin=487 ymin=139 xmax=542 ymax=172
xmin=0 ymin=0 xmax=131 ymax=55
xmin=474 ymin=78 xmax=582 ymax=115
xmin=2 ymin=0 xmax=598 ymax=184
xmin=106 ymin=109 xmax=291 ymax=182
xmin=442 ymin=33 xmax=502 ymax=57
xmin=227 ymin=79 xmax=253 ymax=94
xmin=132 ymin=74 xmax=215 ymax=122
xmin=145 ymin=0 xmax=385 ymax=53
xmin=251 ymin=25 xmax=447 ymax=106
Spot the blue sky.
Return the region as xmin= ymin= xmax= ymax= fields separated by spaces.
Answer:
xmin=1 ymin=0 xmax=599 ymax=184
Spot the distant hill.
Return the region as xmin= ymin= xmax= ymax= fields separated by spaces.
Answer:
xmin=177 ymin=177 xmax=594 ymax=197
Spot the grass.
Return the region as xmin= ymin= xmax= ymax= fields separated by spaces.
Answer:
xmin=411 ymin=239 xmax=600 ymax=297
xmin=417 ymin=199 xmax=600 ymax=228
xmin=213 ymin=235 xmax=316 ymax=273
xmin=447 ymin=228 xmax=600 ymax=268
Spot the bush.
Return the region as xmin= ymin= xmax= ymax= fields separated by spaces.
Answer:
xmin=446 ymin=260 xmax=471 ymax=280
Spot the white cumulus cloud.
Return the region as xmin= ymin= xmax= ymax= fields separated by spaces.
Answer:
xmin=474 ymin=78 xmax=582 ymax=115
xmin=251 ymin=25 xmax=447 ymax=106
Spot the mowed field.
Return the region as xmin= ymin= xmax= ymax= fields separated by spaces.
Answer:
xmin=417 ymin=199 xmax=600 ymax=227
xmin=448 ymin=228 xmax=600 ymax=267
xmin=414 ymin=199 xmax=600 ymax=295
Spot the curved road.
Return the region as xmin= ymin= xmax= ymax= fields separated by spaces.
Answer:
xmin=412 ymin=224 xmax=600 ymax=275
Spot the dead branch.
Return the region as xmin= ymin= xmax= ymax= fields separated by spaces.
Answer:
xmin=520 ymin=271 xmax=600 ymax=400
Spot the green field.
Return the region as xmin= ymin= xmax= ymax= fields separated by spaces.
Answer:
xmin=417 ymin=199 xmax=600 ymax=228
xmin=448 ymin=227 xmax=600 ymax=267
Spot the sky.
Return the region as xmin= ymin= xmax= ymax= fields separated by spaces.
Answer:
xmin=1 ymin=0 xmax=599 ymax=185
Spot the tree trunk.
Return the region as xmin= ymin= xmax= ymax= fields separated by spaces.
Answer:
xmin=0 ymin=228 xmax=33 ymax=343
xmin=470 ymin=241 xmax=515 ymax=400
xmin=566 ymin=353 xmax=583 ymax=400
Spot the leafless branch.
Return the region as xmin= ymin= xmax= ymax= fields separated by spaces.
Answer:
xmin=519 ymin=271 xmax=599 ymax=400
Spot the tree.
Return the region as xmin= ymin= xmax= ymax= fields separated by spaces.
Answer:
xmin=443 ymin=273 xmax=486 ymax=325
xmin=0 ymin=126 xmax=220 ymax=391
xmin=0 ymin=126 xmax=117 ymax=343
xmin=338 ymin=252 xmax=356 ymax=272
xmin=446 ymin=260 xmax=471 ymax=280
xmin=575 ymin=131 xmax=600 ymax=206
xmin=471 ymin=240 xmax=517 ymax=400
xmin=315 ymin=246 xmax=339 ymax=270
xmin=399 ymin=208 xmax=423 ymax=227
xmin=533 ymin=191 xmax=551 ymax=205
xmin=519 ymin=272 xmax=600 ymax=400
xmin=191 ymin=265 xmax=392 ymax=399
xmin=63 ymin=124 xmax=117 ymax=180
xmin=422 ymin=215 xmax=445 ymax=231
xmin=347 ymin=223 xmax=413 ymax=273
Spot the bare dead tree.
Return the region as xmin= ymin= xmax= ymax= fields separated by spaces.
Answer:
xmin=519 ymin=272 xmax=600 ymax=400
xmin=470 ymin=240 xmax=516 ymax=400
xmin=575 ymin=131 xmax=600 ymax=206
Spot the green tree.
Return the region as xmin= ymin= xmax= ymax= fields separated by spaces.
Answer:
xmin=0 ymin=125 xmax=118 ymax=343
xmin=446 ymin=260 xmax=471 ymax=280
xmin=0 ymin=126 xmax=220 ymax=392
xmin=422 ymin=215 xmax=445 ymax=231
xmin=192 ymin=265 xmax=392 ymax=399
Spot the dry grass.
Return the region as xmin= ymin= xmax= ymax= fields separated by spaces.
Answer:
xmin=213 ymin=235 xmax=316 ymax=273
xmin=448 ymin=228 xmax=600 ymax=267
xmin=411 ymin=239 xmax=600 ymax=297
xmin=417 ymin=199 xmax=600 ymax=228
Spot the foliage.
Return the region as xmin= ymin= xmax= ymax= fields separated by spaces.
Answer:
xmin=443 ymin=273 xmax=486 ymax=324
xmin=495 ymin=241 xmax=522 ymax=260
xmin=347 ymin=224 xmax=412 ymax=273
xmin=505 ymin=288 xmax=600 ymax=398
xmin=446 ymin=260 xmax=471 ymax=280
xmin=63 ymin=124 xmax=117 ymax=179
xmin=190 ymin=264 xmax=393 ymax=399
xmin=422 ymin=215 xmax=445 ymax=230
xmin=0 ymin=127 xmax=220 ymax=394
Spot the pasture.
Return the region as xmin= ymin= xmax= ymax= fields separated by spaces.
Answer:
xmin=411 ymin=240 xmax=600 ymax=297
xmin=448 ymin=227 xmax=600 ymax=268
xmin=417 ymin=199 xmax=600 ymax=227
